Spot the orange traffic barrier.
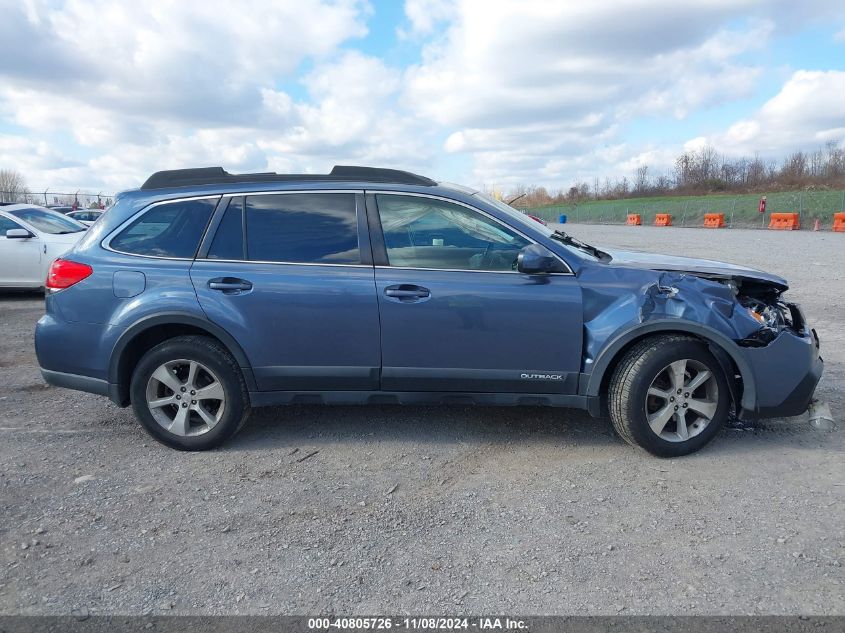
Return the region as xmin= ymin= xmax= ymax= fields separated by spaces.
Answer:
xmin=626 ymin=213 xmax=641 ymax=226
xmin=654 ymin=213 xmax=672 ymax=226
xmin=834 ymin=212 xmax=845 ymax=232
xmin=703 ymin=213 xmax=725 ymax=228
xmin=768 ymin=212 xmax=800 ymax=230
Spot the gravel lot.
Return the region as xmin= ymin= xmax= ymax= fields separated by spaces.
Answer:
xmin=0 ymin=225 xmax=842 ymax=616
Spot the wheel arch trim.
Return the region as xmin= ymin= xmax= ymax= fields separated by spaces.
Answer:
xmin=582 ymin=319 xmax=755 ymax=412
xmin=108 ymin=312 xmax=257 ymax=404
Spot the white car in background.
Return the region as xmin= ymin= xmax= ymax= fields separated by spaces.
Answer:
xmin=66 ymin=209 xmax=104 ymax=226
xmin=0 ymin=204 xmax=88 ymax=290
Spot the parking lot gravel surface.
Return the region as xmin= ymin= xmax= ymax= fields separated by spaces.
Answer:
xmin=0 ymin=225 xmax=842 ymax=616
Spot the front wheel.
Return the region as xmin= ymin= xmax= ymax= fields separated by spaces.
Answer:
xmin=130 ymin=335 xmax=251 ymax=450
xmin=607 ymin=335 xmax=730 ymax=457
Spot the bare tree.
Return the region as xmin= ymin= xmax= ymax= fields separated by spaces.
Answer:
xmin=825 ymin=140 xmax=844 ymax=178
xmin=780 ymin=151 xmax=808 ymax=186
xmin=0 ymin=169 xmax=30 ymax=202
xmin=493 ymin=141 xmax=845 ymax=210
xmin=634 ymin=164 xmax=649 ymax=195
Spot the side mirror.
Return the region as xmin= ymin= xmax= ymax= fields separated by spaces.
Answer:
xmin=517 ymin=243 xmax=566 ymax=274
xmin=6 ymin=228 xmax=33 ymax=239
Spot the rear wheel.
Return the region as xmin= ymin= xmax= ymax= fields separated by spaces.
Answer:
xmin=130 ymin=335 xmax=250 ymax=450
xmin=607 ymin=335 xmax=730 ymax=457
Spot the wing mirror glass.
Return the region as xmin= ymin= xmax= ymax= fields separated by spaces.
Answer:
xmin=517 ymin=243 xmax=566 ymax=274
xmin=6 ymin=228 xmax=33 ymax=239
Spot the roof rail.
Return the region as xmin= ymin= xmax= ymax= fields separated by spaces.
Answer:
xmin=140 ymin=165 xmax=437 ymax=190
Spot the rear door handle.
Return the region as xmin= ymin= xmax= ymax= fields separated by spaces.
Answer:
xmin=384 ymin=284 xmax=430 ymax=302
xmin=208 ymin=277 xmax=253 ymax=293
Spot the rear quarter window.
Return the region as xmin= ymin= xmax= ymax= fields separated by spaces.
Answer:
xmin=207 ymin=197 xmax=245 ymax=260
xmin=110 ymin=198 xmax=217 ymax=258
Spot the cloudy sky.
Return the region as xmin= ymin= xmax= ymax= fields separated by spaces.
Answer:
xmin=1 ymin=0 xmax=844 ymax=194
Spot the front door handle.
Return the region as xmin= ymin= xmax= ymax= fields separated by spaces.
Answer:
xmin=384 ymin=284 xmax=430 ymax=302
xmin=208 ymin=277 xmax=253 ymax=294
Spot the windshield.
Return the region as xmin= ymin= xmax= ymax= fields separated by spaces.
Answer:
xmin=473 ymin=191 xmax=607 ymax=261
xmin=10 ymin=207 xmax=86 ymax=234
xmin=475 ymin=192 xmax=556 ymax=233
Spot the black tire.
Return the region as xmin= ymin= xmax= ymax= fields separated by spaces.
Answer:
xmin=130 ymin=335 xmax=251 ymax=450
xmin=607 ymin=335 xmax=730 ymax=457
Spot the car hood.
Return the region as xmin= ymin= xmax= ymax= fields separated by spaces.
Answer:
xmin=602 ymin=248 xmax=788 ymax=291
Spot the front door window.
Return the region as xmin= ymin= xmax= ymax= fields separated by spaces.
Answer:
xmin=377 ymin=194 xmax=530 ymax=272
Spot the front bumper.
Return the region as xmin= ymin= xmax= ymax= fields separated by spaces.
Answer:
xmin=739 ymin=308 xmax=823 ymax=419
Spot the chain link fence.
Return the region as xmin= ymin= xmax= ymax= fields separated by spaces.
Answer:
xmin=0 ymin=190 xmax=114 ymax=209
xmin=522 ymin=190 xmax=845 ymax=229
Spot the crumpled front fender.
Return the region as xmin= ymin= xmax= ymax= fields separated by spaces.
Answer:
xmin=581 ymin=317 xmax=758 ymax=414
xmin=578 ymin=266 xmax=779 ymax=415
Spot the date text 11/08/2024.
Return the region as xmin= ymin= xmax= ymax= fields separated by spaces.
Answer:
xmin=307 ymin=617 xmax=528 ymax=630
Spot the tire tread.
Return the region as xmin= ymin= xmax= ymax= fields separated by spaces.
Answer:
xmin=607 ymin=334 xmax=697 ymax=451
xmin=130 ymin=335 xmax=251 ymax=450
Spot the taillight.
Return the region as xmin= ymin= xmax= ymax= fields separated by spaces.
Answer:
xmin=46 ymin=259 xmax=93 ymax=290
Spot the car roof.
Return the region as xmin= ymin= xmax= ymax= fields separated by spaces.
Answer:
xmin=0 ymin=203 xmax=47 ymax=212
xmin=116 ymin=166 xmax=479 ymax=208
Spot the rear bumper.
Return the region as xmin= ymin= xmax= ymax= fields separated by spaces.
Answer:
xmin=41 ymin=369 xmax=124 ymax=404
xmin=41 ymin=369 xmax=109 ymax=397
xmin=41 ymin=368 xmax=125 ymax=405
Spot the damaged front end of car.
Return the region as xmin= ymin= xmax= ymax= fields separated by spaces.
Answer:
xmin=579 ymin=261 xmax=823 ymax=421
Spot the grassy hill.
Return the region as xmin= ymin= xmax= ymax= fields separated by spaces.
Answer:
xmin=524 ymin=190 xmax=845 ymax=228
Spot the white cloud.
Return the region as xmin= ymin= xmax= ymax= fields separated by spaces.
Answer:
xmin=403 ymin=0 xmax=840 ymax=186
xmin=402 ymin=0 xmax=457 ymax=36
xmin=0 ymin=0 xmax=399 ymax=189
xmin=1 ymin=48 xmax=434 ymax=191
xmin=405 ymin=1 xmax=766 ymax=127
xmin=0 ymin=0 xmax=843 ymax=192
xmin=0 ymin=135 xmax=80 ymax=172
xmin=1 ymin=0 xmax=370 ymax=125
xmin=700 ymin=71 xmax=845 ymax=156
xmin=257 ymin=51 xmax=433 ymax=170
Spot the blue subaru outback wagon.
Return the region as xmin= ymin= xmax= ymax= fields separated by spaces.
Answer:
xmin=35 ymin=166 xmax=823 ymax=456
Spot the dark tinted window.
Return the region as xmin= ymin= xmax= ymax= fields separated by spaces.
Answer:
xmin=377 ymin=195 xmax=529 ymax=271
xmin=207 ymin=197 xmax=244 ymax=260
xmin=245 ymin=193 xmax=359 ymax=264
xmin=111 ymin=198 xmax=216 ymax=258
xmin=70 ymin=211 xmax=97 ymax=221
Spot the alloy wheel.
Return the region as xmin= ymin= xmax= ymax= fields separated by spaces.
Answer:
xmin=645 ymin=358 xmax=719 ymax=443
xmin=145 ymin=359 xmax=225 ymax=436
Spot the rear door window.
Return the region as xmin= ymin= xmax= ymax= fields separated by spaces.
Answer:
xmin=244 ymin=193 xmax=359 ymax=264
xmin=110 ymin=198 xmax=217 ymax=258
